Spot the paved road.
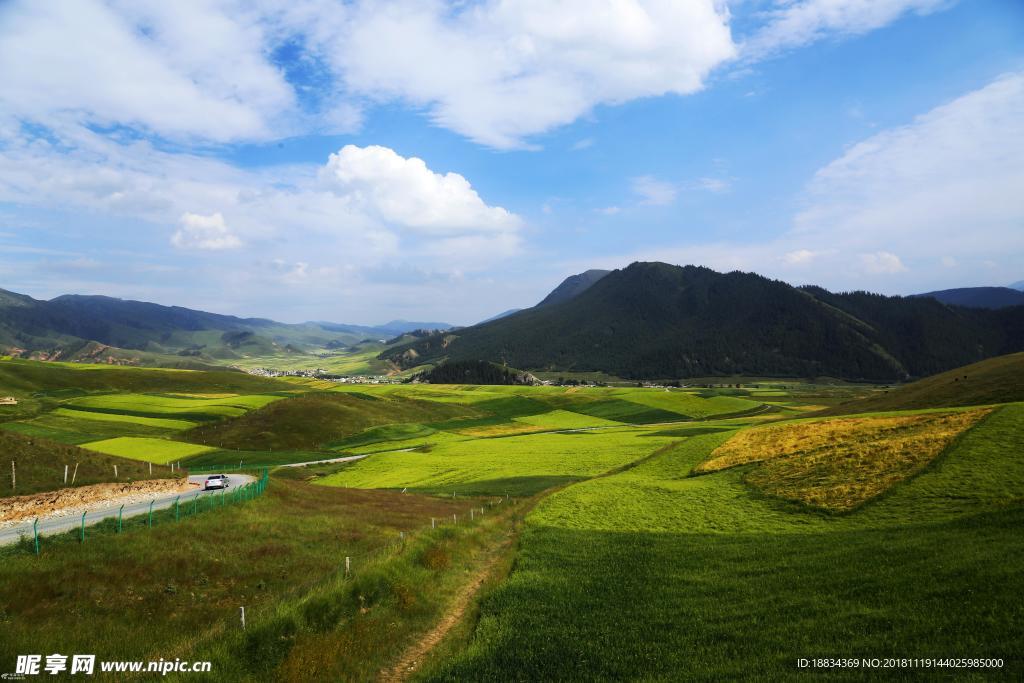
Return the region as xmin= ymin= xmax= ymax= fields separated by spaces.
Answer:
xmin=0 ymin=473 xmax=256 ymax=547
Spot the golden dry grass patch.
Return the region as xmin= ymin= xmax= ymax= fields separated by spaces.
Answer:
xmin=696 ymin=408 xmax=993 ymax=512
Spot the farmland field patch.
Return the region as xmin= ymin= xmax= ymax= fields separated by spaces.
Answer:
xmin=82 ymin=436 xmax=216 ymax=463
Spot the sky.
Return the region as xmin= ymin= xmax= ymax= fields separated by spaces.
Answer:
xmin=0 ymin=0 xmax=1022 ymax=326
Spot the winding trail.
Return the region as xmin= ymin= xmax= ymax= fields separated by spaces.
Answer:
xmin=380 ymin=535 xmax=514 ymax=683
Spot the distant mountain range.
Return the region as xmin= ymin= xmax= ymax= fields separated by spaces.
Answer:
xmin=1009 ymin=281 xmax=1024 ymax=291
xmin=0 ymin=289 xmax=449 ymax=365
xmin=382 ymin=262 xmax=1024 ymax=382
xmin=912 ymin=286 xmax=1024 ymax=309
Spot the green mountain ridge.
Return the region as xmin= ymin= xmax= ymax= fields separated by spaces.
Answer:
xmin=380 ymin=262 xmax=1024 ymax=381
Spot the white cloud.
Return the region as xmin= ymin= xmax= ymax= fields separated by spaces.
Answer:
xmin=0 ymin=1 xmax=296 ymax=142
xmin=327 ymin=1 xmax=736 ymax=148
xmin=744 ymin=0 xmax=950 ymax=58
xmin=0 ymin=128 xmax=520 ymax=278
xmin=689 ymin=176 xmax=732 ymax=193
xmin=782 ymin=249 xmax=818 ymax=265
xmin=321 ymin=145 xmax=520 ymax=234
xmin=794 ymin=72 xmax=1024 ymax=265
xmin=597 ymin=206 xmax=622 ymax=215
xmin=631 ymin=176 xmax=678 ymax=206
xmin=570 ymin=72 xmax=1024 ymax=293
xmin=860 ymin=251 xmax=907 ymax=274
xmin=172 ymin=212 xmax=242 ymax=251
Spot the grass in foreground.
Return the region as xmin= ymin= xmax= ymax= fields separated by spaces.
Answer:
xmin=428 ymin=406 xmax=1024 ymax=680
xmin=0 ymin=478 xmax=487 ymax=669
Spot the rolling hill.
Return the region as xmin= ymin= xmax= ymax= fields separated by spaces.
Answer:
xmin=381 ymin=262 xmax=1024 ymax=381
xmin=818 ymin=352 xmax=1024 ymax=415
xmin=912 ymin=286 xmax=1024 ymax=309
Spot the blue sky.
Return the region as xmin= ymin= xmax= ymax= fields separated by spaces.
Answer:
xmin=0 ymin=0 xmax=1022 ymax=325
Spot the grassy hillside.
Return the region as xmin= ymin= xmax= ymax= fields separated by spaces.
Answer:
xmin=427 ymin=407 xmax=1024 ymax=679
xmin=0 ymin=357 xmax=291 ymax=396
xmin=382 ymin=262 xmax=1024 ymax=381
xmin=0 ymin=430 xmax=177 ymax=498
xmin=180 ymin=392 xmax=479 ymax=452
xmin=820 ymin=352 xmax=1024 ymax=415
xmin=0 ymin=477 xmax=490 ymax=678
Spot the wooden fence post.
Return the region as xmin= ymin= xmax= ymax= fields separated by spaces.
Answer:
xmin=72 ymin=463 xmax=79 ymax=485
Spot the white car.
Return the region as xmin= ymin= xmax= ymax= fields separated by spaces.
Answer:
xmin=204 ymin=474 xmax=229 ymax=490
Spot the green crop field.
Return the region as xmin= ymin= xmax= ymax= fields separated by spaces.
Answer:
xmin=81 ymin=436 xmax=217 ymax=463
xmin=64 ymin=392 xmax=284 ymax=420
xmin=316 ymin=427 xmax=684 ymax=496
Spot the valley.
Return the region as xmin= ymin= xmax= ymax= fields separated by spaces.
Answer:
xmin=1 ymin=351 xmax=1021 ymax=679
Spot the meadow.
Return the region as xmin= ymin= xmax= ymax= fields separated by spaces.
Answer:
xmin=426 ymin=404 xmax=1024 ymax=680
xmin=1 ymin=356 xmax=1021 ymax=679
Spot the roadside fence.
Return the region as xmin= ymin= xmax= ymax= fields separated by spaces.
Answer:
xmin=13 ymin=468 xmax=269 ymax=557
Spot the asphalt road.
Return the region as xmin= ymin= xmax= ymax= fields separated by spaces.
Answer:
xmin=0 ymin=473 xmax=256 ymax=547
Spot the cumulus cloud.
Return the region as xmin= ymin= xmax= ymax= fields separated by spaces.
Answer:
xmin=172 ymin=212 xmax=242 ymax=250
xmin=321 ymin=145 xmax=520 ymax=234
xmin=328 ymin=0 xmax=736 ymax=148
xmin=0 ymin=0 xmax=955 ymax=149
xmin=0 ymin=1 xmax=295 ymax=142
xmin=744 ymin=0 xmax=950 ymax=58
xmin=632 ymin=176 xmax=678 ymax=206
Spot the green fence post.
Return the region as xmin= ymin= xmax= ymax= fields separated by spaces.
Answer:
xmin=33 ymin=518 xmax=39 ymax=556
xmin=80 ymin=511 xmax=86 ymax=543
xmin=175 ymin=496 xmax=180 ymax=521
xmin=148 ymin=500 xmax=154 ymax=528
xmin=117 ymin=504 xmax=124 ymax=533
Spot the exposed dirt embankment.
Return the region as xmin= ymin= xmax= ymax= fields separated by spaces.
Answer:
xmin=0 ymin=478 xmax=194 ymax=527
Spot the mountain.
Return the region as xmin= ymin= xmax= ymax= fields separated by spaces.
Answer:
xmin=380 ymin=262 xmax=1024 ymax=382
xmin=1010 ymin=281 xmax=1024 ymax=292
xmin=536 ymin=269 xmax=610 ymax=307
xmin=478 ymin=309 xmax=522 ymax=324
xmin=912 ymin=286 xmax=1024 ymax=309
xmin=0 ymin=289 xmax=405 ymax=363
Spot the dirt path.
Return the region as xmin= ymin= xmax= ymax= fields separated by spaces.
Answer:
xmin=380 ymin=536 xmax=514 ymax=682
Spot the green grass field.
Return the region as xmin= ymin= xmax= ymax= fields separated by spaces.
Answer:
xmin=81 ymin=436 xmax=216 ymax=463
xmin=2 ymin=357 xmax=1021 ymax=679
xmin=426 ymin=404 xmax=1024 ymax=680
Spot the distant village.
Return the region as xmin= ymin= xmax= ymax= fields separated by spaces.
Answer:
xmin=240 ymin=367 xmax=402 ymax=384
